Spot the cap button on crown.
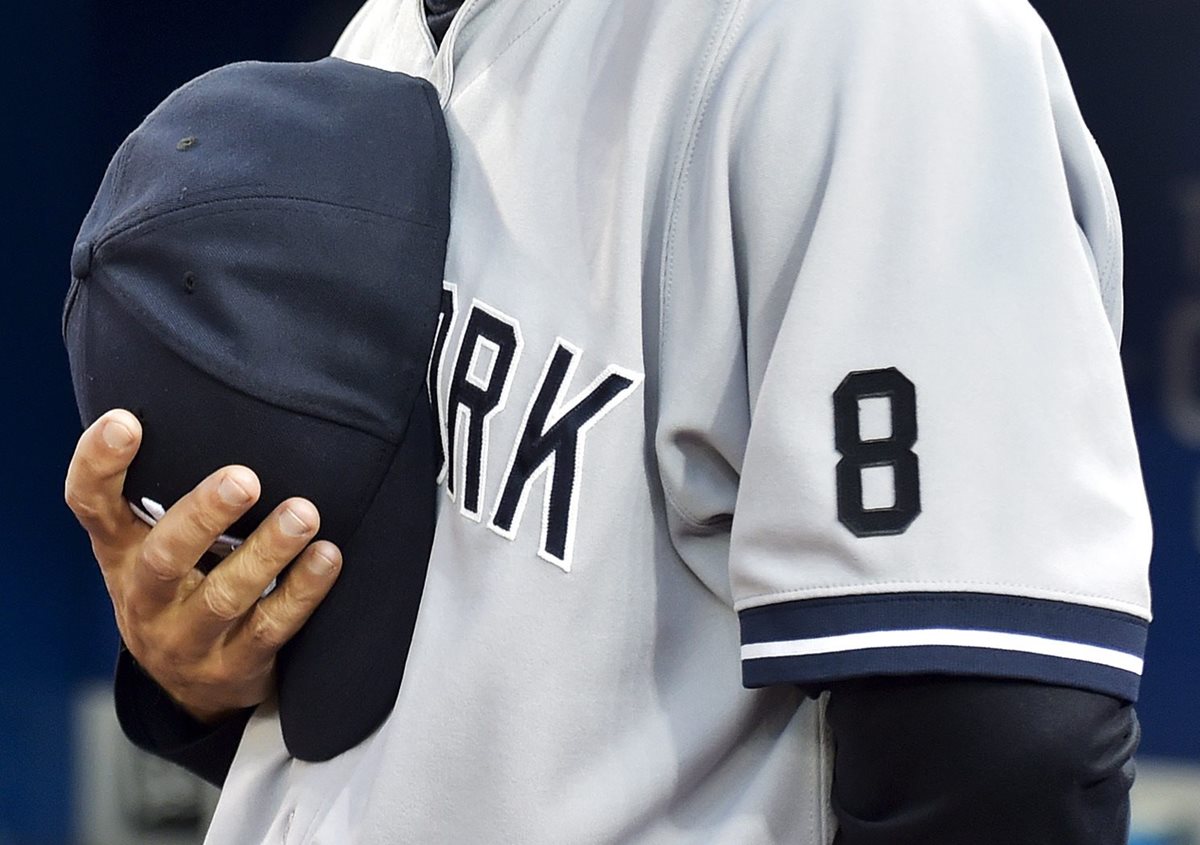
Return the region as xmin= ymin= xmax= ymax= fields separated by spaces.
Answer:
xmin=71 ymin=240 xmax=93 ymax=280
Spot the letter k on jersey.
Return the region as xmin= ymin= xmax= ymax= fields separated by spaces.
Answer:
xmin=428 ymin=283 xmax=643 ymax=572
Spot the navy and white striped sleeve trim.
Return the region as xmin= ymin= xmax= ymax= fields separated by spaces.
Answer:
xmin=739 ymin=592 xmax=1148 ymax=701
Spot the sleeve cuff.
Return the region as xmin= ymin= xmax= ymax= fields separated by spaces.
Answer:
xmin=738 ymin=592 xmax=1148 ymax=702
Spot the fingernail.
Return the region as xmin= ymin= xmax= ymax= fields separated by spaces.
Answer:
xmin=306 ymin=548 xmax=339 ymax=576
xmin=280 ymin=506 xmax=313 ymax=537
xmin=102 ymin=419 xmax=134 ymax=450
xmin=217 ymin=474 xmax=252 ymax=506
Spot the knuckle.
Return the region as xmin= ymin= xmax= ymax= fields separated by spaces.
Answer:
xmin=180 ymin=568 xmax=206 ymax=594
xmin=136 ymin=543 xmax=179 ymax=584
xmin=67 ymin=442 xmax=98 ymax=478
xmin=181 ymin=499 xmax=223 ymax=540
xmin=200 ymin=581 xmax=243 ymax=622
xmin=63 ymin=485 xmax=101 ymax=523
xmin=71 ymin=444 xmax=119 ymax=486
xmin=67 ymin=488 xmax=137 ymax=547
xmin=232 ymin=536 xmax=269 ymax=572
xmin=284 ymin=571 xmax=323 ymax=605
xmin=248 ymin=606 xmax=288 ymax=650
xmin=238 ymin=534 xmax=291 ymax=579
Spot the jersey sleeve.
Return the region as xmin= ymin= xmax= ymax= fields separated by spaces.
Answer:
xmin=656 ymin=0 xmax=1151 ymax=701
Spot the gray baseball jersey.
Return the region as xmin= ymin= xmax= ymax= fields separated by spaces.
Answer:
xmin=203 ymin=0 xmax=1152 ymax=841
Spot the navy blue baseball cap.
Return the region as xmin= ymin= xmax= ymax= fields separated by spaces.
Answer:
xmin=63 ymin=58 xmax=450 ymax=761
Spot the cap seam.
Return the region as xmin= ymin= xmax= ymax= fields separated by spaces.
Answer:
xmin=94 ymin=192 xmax=447 ymax=253
xmin=326 ymin=385 xmax=430 ymax=564
xmin=338 ymin=428 xmax=407 ymax=555
xmin=95 ymin=201 xmax=443 ymax=269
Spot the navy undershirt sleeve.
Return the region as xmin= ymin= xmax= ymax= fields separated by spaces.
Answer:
xmin=424 ymin=0 xmax=465 ymax=47
xmin=825 ymin=676 xmax=1140 ymax=845
xmin=114 ymin=645 xmax=253 ymax=788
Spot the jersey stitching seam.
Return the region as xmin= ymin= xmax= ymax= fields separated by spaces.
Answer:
xmin=657 ymin=0 xmax=749 ymax=530
xmin=408 ymin=0 xmax=438 ymax=59
xmin=1097 ymin=140 xmax=1121 ymax=307
xmin=449 ymin=0 xmax=570 ymax=103
xmin=1081 ymin=130 xmax=1120 ymax=314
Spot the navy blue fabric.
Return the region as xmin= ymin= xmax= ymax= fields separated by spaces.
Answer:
xmin=739 ymin=593 xmax=1147 ymax=702
xmin=66 ymin=280 xmax=399 ymax=577
xmin=424 ymin=0 xmax=464 ymax=46
xmin=114 ymin=646 xmax=253 ymax=788
xmin=64 ymin=58 xmax=451 ymax=762
xmin=745 ymin=645 xmax=1141 ymax=702
xmin=739 ymin=592 xmax=1149 ymax=654
xmin=826 ymin=677 xmax=1139 ymax=845
xmin=70 ymin=58 xmax=449 ymax=442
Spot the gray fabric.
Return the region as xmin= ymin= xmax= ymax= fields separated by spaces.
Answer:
xmin=199 ymin=0 xmax=1150 ymax=841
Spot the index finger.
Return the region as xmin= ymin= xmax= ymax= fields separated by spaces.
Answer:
xmin=64 ymin=409 xmax=144 ymax=556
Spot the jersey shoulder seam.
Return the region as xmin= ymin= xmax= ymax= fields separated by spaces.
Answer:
xmin=657 ymin=0 xmax=751 ymax=531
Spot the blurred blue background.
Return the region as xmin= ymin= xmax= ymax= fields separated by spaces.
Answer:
xmin=1 ymin=1 xmax=1197 ymax=842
